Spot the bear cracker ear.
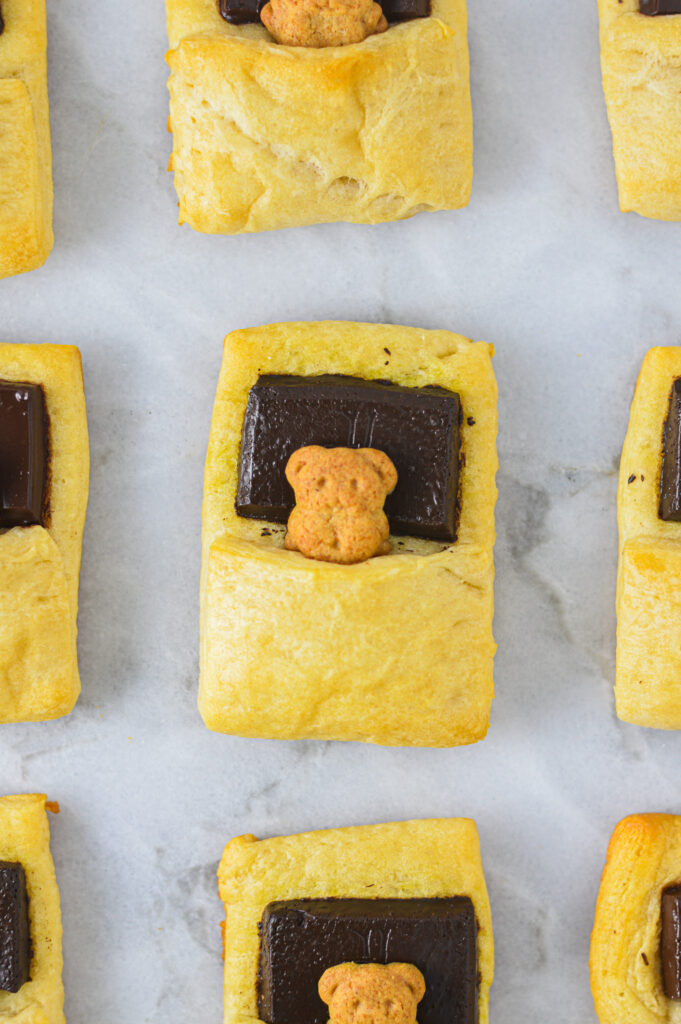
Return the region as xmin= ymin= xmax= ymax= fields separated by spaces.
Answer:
xmin=387 ymin=963 xmax=426 ymax=1002
xmin=285 ymin=445 xmax=317 ymax=486
xmin=318 ymin=963 xmax=351 ymax=1005
xmin=361 ymin=449 xmax=398 ymax=493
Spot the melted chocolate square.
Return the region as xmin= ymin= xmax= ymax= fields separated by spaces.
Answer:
xmin=640 ymin=0 xmax=681 ymax=13
xmin=659 ymin=378 xmax=681 ymax=522
xmin=381 ymin=0 xmax=430 ymax=20
xmin=662 ymin=885 xmax=681 ymax=999
xmin=258 ymin=897 xmax=477 ymax=1024
xmin=0 ymin=862 xmax=30 ymax=993
xmin=237 ymin=375 xmax=462 ymax=541
xmin=218 ymin=0 xmax=264 ymax=24
xmin=0 ymin=381 xmax=47 ymax=529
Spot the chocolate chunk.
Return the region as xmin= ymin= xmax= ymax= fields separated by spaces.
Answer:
xmin=0 ymin=381 xmax=47 ymax=529
xmin=258 ymin=897 xmax=477 ymax=1024
xmin=218 ymin=0 xmax=264 ymax=24
xmin=237 ymin=375 xmax=461 ymax=541
xmin=659 ymin=379 xmax=681 ymax=522
xmin=0 ymin=5 xmax=4 ymax=35
xmin=0 ymin=862 xmax=30 ymax=993
xmin=640 ymin=0 xmax=681 ymax=13
xmin=381 ymin=0 xmax=430 ymax=21
xmin=662 ymin=885 xmax=681 ymax=998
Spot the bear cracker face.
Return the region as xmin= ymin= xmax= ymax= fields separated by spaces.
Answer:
xmin=284 ymin=446 xmax=398 ymax=564
xmin=286 ymin=446 xmax=397 ymax=513
xmin=318 ymin=962 xmax=426 ymax=1024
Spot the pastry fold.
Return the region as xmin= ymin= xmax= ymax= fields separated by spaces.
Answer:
xmin=200 ymin=321 xmax=497 ymax=746
xmin=0 ymin=0 xmax=53 ymax=278
xmin=591 ymin=814 xmax=681 ymax=1024
xmin=165 ymin=0 xmax=472 ymax=232
xmin=0 ymin=345 xmax=89 ymax=722
xmin=616 ymin=347 xmax=681 ymax=729
xmin=598 ymin=0 xmax=681 ymax=220
xmin=0 ymin=795 xmax=64 ymax=1024
xmin=218 ymin=818 xmax=494 ymax=1024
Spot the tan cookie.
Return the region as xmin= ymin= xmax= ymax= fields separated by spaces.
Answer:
xmin=319 ymin=962 xmax=426 ymax=1024
xmin=261 ymin=0 xmax=387 ymax=47
xmin=284 ymin=445 xmax=397 ymax=564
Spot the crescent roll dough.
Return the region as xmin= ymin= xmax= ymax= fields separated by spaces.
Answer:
xmin=598 ymin=0 xmax=681 ymax=220
xmin=200 ymin=321 xmax=497 ymax=747
xmin=165 ymin=0 xmax=472 ymax=232
xmin=0 ymin=345 xmax=89 ymax=722
xmin=0 ymin=795 xmax=64 ymax=1024
xmin=591 ymin=814 xmax=681 ymax=1024
xmin=0 ymin=0 xmax=53 ymax=278
xmin=218 ymin=819 xmax=494 ymax=1024
xmin=616 ymin=347 xmax=681 ymax=729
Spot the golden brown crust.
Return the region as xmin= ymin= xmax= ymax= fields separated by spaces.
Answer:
xmin=0 ymin=794 xmax=64 ymax=1024
xmin=598 ymin=0 xmax=681 ymax=220
xmin=0 ymin=0 xmax=53 ymax=277
xmin=0 ymin=345 xmax=89 ymax=721
xmin=217 ymin=819 xmax=493 ymax=1024
xmin=165 ymin=0 xmax=472 ymax=231
xmin=199 ymin=322 xmax=497 ymax=747
xmin=590 ymin=815 xmax=681 ymax=1024
xmin=616 ymin=347 xmax=681 ymax=728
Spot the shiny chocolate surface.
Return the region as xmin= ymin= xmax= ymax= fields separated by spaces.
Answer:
xmin=218 ymin=0 xmax=264 ymax=24
xmin=640 ymin=0 xmax=681 ymax=13
xmin=662 ymin=885 xmax=681 ymax=999
xmin=237 ymin=374 xmax=462 ymax=541
xmin=0 ymin=381 xmax=47 ymax=529
xmin=381 ymin=0 xmax=430 ymax=21
xmin=258 ymin=897 xmax=478 ymax=1024
xmin=659 ymin=378 xmax=681 ymax=521
xmin=0 ymin=862 xmax=30 ymax=993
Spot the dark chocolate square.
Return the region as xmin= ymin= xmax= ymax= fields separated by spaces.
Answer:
xmin=0 ymin=862 xmax=30 ymax=993
xmin=0 ymin=380 xmax=47 ymax=529
xmin=662 ymin=885 xmax=681 ymax=999
xmin=218 ymin=0 xmax=264 ymax=24
xmin=236 ymin=375 xmax=462 ymax=541
xmin=381 ymin=0 xmax=430 ymax=21
xmin=659 ymin=378 xmax=681 ymax=522
xmin=258 ymin=897 xmax=477 ymax=1024
xmin=640 ymin=0 xmax=681 ymax=14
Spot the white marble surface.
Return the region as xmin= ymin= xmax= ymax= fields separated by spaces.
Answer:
xmin=2 ymin=0 xmax=681 ymax=1020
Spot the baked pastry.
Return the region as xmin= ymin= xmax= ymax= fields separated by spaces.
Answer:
xmin=200 ymin=321 xmax=498 ymax=746
xmin=165 ymin=0 xmax=472 ymax=233
xmin=616 ymin=347 xmax=681 ymax=729
xmin=598 ymin=0 xmax=681 ymax=220
xmin=0 ymin=794 xmax=65 ymax=1024
xmin=0 ymin=344 xmax=89 ymax=721
xmin=218 ymin=818 xmax=494 ymax=1024
xmin=590 ymin=814 xmax=681 ymax=1022
xmin=0 ymin=0 xmax=53 ymax=278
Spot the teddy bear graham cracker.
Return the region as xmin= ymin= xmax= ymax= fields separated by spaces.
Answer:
xmin=165 ymin=0 xmax=472 ymax=233
xmin=284 ymin=445 xmax=397 ymax=563
xmin=217 ymin=819 xmax=493 ymax=1024
xmin=319 ymin=963 xmax=426 ymax=1024
xmin=200 ymin=321 xmax=498 ymax=747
